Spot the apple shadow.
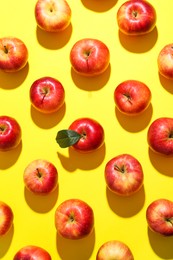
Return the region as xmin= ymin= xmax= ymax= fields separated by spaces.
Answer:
xmin=0 ymin=224 xmax=14 ymax=258
xmin=0 ymin=63 xmax=29 ymax=89
xmin=57 ymin=143 xmax=106 ymax=172
xmin=106 ymin=186 xmax=145 ymax=217
xmin=148 ymin=148 xmax=173 ymax=177
xmin=158 ymin=73 xmax=173 ymax=94
xmin=0 ymin=142 xmax=22 ymax=169
xmin=70 ymin=65 xmax=111 ymax=91
xmin=36 ymin=24 xmax=72 ymax=50
xmin=30 ymin=103 xmax=66 ymax=129
xmin=81 ymin=0 xmax=118 ymax=12
xmin=56 ymin=228 xmax=95 ymax=260
xmin=148 ymin=228 xmax=173 ymax=259
xmin=24 ymin=185 xmax=59 ymax=213
xmin=118 ymin=27 xmax=158 ymax=53
xmin=115 ymin=104 xmax=153 ymax=132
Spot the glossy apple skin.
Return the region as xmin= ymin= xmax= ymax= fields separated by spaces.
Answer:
xmin=0 ymin=37 xmax=28 ymax=72
xmin=105 ymin=154 xmax=144 ymax=196
xmin=30 ymin=76 xmax=65 ymax=114
xmin=13 ymin=245 xmax=51 ymax=260
xmin=55 ymin=199 xmax=94 ymax=239
xmin=0 ymin=116 xmax=22 ymax=151
xmin=117 ymin=0 xmax=156 ymax=35
xmin=147 ymin=117 xmax=173 ymax=156
xmin=158 ymin=43 xmax=173 ymax=80
xmin=0 ymin=201 xmax=13 ymax=236
xmin=23 ymin=159 xmax=58 ymax=195
xmin=114 ymin=80 xmax=151 ymax=115
xmin=146 ymin=199 xmax=173 ymax=236
xmin=35 ymin=0 xmax=71 ymax=32
xmin=96 ymin=240 xmax=134 ymax=260
xmin=69 ymin=118 xmax=104 ymax=152
xmin=70 ymin=38 xmax=110 ymax=76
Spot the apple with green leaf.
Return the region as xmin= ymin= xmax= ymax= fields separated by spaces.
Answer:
xmin=56 ymin=117 xmax=104 ymax=152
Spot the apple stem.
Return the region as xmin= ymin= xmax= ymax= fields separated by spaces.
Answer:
xmin=85 ymin=51 xmax=90 ymax=57
xmin=0 ymin=125 xmax=5 ymax=132
xmin=3 ymin=45 xmax=8 ymax=54
xmin=81 ymin=132 xmax=87 ymax=139
xmin=42 ymin=87 xmax=49 ymax=95
xmin=123 ymin=93 xmax=132 ymax=104
xmin=166 ymin=218 xmax=173 ymax=226
xmin=169 ymin=132 xmax=173 ymax=139
xmin=69 ymin=215 xmax=74 ymax=222
xmin=114 ymin=164 xmax=125 ymax=173
xmin=36 ymin=168 xmax=42 ymax=178
xmin=132 ymin=10 xmax=138 ymax=18
xmin=41 ymin=88 xmax=49 ymax=103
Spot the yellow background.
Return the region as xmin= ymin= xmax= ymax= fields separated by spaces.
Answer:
xmin=1 ymin=0 xmax=173 ymax=259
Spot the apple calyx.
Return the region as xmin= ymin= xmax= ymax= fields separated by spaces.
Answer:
xmin=56 ymin=129 xmax=81 ymax=148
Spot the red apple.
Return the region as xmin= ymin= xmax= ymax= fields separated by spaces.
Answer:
xmin=147 ymin=117 xmax=173 ymax=156
xmin=0 ymin=116 xmax=22 ymax=151
xmin=117 ymin=0 xmax=156 ymax=35
xmin=0 ymin=201 xmax=13 ymax=236
xmin=114 ymin=80 xmax=151 ymax=115
xmin=55 ymin=198 xmax=94 ymax=239
xmin=13 ymin=245 xmax=51 ymax=260
xmin=146 ymin=199 xmax=173 ymax=236
xmin=105 ymin=154 xmax=144 ymax=196
xmin=96 ymin=240 xmax=134 ymax=260
xmin=0 ymin=37 xmax=28 ymax=72
xmin=23 ymin=159 xmax=58 ymax=195
xmin=157 ymin=43 xmax=173 ymax=80
xmin=70 ymin=38 xmax=110 ymax=76
xmin=35 ymin=0 xmax=71 ymax=32
xmin=56 ymin=117 xmax=104 ymax=152
xmin=30 ymin=76 xmax=65 ymax=114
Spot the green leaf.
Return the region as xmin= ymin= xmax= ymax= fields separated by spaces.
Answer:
xmin=56 ymin=130 xmax=81 ymax=148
